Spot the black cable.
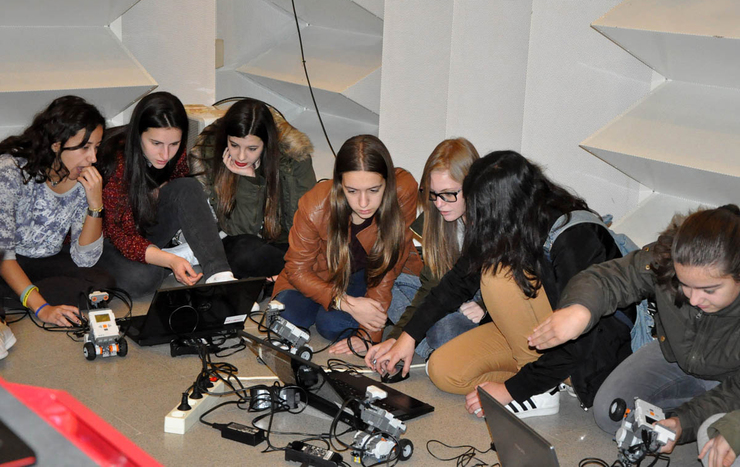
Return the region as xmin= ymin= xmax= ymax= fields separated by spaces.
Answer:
xmin=426 ymin=440 xmax=496 ymax=467
xmin=290 ymin=0 xmax=335 ymax=156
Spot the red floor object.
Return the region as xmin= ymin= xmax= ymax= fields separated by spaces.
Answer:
xmin=0 ymin=378 xmax=161 ymax=466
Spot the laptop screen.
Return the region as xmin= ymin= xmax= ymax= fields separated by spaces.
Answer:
xmin=129 ymin=278 xmax=264 ymax=346
xmin=478 ymin=388 xmax=559 ymax=467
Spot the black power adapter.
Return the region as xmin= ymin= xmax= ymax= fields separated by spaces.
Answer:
xmin=285 ymin=441 xmax=342 ymax=467
xmin=215 ymin=423 xmax=265 ymax=446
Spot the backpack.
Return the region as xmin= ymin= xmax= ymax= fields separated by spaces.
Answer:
xmin=543 ymin=210 xmax=654 ymax=352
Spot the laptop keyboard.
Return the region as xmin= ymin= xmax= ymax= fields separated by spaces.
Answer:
xmin=330 ymin=375 xmax=396 ymax=413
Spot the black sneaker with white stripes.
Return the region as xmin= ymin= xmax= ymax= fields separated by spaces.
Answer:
xmin=505 ymin=387 xmax=560 ymax=419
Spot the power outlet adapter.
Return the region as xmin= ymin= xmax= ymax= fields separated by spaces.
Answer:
xmin=164 ymin=379 xmax=226 ymax=434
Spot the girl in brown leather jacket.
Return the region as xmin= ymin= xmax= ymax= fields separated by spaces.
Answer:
xmin=271 ymin=134 xmax=422 ymax=352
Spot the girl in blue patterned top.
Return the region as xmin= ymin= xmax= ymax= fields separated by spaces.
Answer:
xmin=0 ymin=96 xmax=115 ymax=356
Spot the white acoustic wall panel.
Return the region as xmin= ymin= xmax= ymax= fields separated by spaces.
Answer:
xmin=593 ymin=0 xmax=740 ymax=88
xmin=0 ymin=0 xmax=139 ymax=27
xmin=263 ymin=0 xmax=383 ymax=35
xmin=583 ymin=0 xmax=740 ymax=239
xmin=0 ymin=26 xmax=155 ymax=128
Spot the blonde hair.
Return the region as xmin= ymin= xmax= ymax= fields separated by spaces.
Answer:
xmin=419 ymin=138 xmax=479 ymax=279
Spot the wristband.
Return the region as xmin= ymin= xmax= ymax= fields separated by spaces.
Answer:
xmin=20 ymin=284 xmax=39 ymax=308
xmin=35 ymin=303 xmax=49 ymax=317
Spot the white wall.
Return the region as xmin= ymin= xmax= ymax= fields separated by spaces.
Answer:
xmin=121 ymin=0 xmax=216 ymax=106
xmin=380 ymin=0 xmax=655 ymax=222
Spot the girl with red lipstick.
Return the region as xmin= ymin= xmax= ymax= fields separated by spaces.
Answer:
xmin=0 ymin=96 xmax=114 ymax=344
xmin=271 ymin=135 xmax=422 ymax=349
xmin=99 ymin=92 xmax=234 ymax=297
xmin=189 ymin=98 xmax=316 ymax=279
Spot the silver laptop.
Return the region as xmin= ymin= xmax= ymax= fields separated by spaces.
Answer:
xmin=478 ymin=387 xmax=559 ymax=467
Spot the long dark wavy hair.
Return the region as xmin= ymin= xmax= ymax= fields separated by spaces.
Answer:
xmin=418 ymin=138 xmax=479 ymax=279
xmin=462 ymin=150 xmax=590 ymax=298
xmin=0 ymin=96 xmax=104 ymax=184
xmin=100 ymin=92 xmax=188 ymax=234
xmin=653 ymin=204 xmax=740 ymax=303
xmin=193 ymin=99 xmax=282 ymax=240
xmin=327 ymin=135 xmax=405 ymax=297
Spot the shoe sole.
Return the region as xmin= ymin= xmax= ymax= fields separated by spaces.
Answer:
xmin=512 ymin=405 xmax=560 ymax=419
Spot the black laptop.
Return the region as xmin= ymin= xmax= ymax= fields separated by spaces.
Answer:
xmin=126 ymin=278 xmax=264 ymax=346
xmin=241 ymin=331 xmax=434 ymax=428
xmin=478 ymin=387 xmax=560 ymax=467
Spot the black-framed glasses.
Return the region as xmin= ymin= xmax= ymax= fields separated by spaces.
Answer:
xmin=421 ymin=188 xmax=461 ymax=203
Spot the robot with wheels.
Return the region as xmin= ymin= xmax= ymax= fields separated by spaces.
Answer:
xmin=264 ymin=300 xmax=313 ymax=361
xmin=609 ymin=397 xmax=676 ymax=466
xmin=351 ymin=386 xmax=414 ymax=464
xmin=83 ymin=308 xmax=127 ymax=361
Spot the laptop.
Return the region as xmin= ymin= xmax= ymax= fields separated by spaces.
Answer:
xmin=0 ymin=419 xmax=36 ymax=467
xmin=126 ymin=278 xmax=264 ymax=346
xmin=241 ymin=331 xmax=434 ymax=428
xmin=478 ymin=387 xmax=559 ymax=467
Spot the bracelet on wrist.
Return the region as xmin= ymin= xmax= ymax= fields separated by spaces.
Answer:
xmin=35 ymin=302 xmax=49 ymax=317
xmin=21 ymin=284 xmax=39 ymax=308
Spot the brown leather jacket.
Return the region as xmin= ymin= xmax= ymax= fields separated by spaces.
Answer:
xmin=272 ymin=168 xmax=423 ymax=329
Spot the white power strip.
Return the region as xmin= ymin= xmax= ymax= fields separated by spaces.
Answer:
xmin=164 ymin=379 xmax=227 ymax=434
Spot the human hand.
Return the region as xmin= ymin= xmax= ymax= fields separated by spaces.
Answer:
xmin=222 ymin=147 xmax=257 ymax=177
xmin=329 ymin=336 xmax=369 ymax=355
xmin=366 ymin=333 xmax=414 ymax=377
xmin=465 ymin=382 xmax=513 ymax=418
xmin=78 ymin=166 xmax=104 ymax=211
xmin=38 ymin=304 xmax=82 ymax=327
xmin=528 ymin=304 xmax=591 ymax=350
xmin=700 ymin=433 xmax=737 ymax=467
xmin=460 ymin=300 xmax=486 ymax=323
xmin=168 ymin=254 xmax=203 ymax=285
xmin=656 ymin=417 xmax=682 ymax=454
xmin=344 ymin=296 xmax=386 ymax=332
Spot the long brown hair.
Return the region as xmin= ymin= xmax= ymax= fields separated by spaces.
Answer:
xmin=196 ymin=99 xmax=282 ymax=240
xmin=653 ymin=204 xmax=740 ymax=301
xmin=327 ymin=135 xmax=405 ymax=297
xmin=418 ymin=138 xmax=479 ymax=279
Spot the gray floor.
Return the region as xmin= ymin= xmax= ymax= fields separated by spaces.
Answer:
xmin=1 ymin=281 xmax=703 ymax=466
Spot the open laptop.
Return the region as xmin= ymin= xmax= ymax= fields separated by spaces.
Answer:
xmin=126 ymin=278 xmax=264 ymax=346
xmin=478 ymin=387 xmax=559 ymax=467
xmin=241 ymin=331 xmax=434 ymax=428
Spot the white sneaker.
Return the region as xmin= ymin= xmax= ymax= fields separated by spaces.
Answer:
xmin=0 ymin=321 xmax=15 ymax=350
xmin=505 ymin=387 xmax=560 ymax=418
xmin=205 ymin=271 xmax=237 ymax=284
xmin=558 ymin=382 xmax=577 ymax=398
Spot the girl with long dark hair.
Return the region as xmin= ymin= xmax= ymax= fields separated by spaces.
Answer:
xmin=99 ymin=92 xmax=233 ymax=297
xmin=0 ymin=96 xmax=114 ymax=353
xmin=271 ymin=134 xmax=422 ymax=350
xmin=189 ymin=98 xmax=315 ymax=278
xmin=530 ymin=205 xmax=740 ymax=457
xmin=368 ymin=150 xmax=634 ymax=418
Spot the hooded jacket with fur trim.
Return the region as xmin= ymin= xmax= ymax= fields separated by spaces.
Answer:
xmin=189 ymin=108 xmax=316 ymax=243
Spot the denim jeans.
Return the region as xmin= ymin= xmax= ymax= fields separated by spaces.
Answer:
xmin=276 ymin=270 xmax=367 ymax=341
xmin=592 ymin=340 xmax=720 ymax=434
xmin=100 ymin=178 xmax=231 ymax=298
xmin=386 ymin=273 xmax=481 ymax=359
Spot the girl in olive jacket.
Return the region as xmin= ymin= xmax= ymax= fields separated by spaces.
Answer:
xmin=190 ymin=98 xmax=316 ymax=278
xmin=530 ymin=205 xmax=740 ymax=452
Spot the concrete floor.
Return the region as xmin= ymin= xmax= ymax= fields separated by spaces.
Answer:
xmin=0 ymin=280 xmax=703 ymax=466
